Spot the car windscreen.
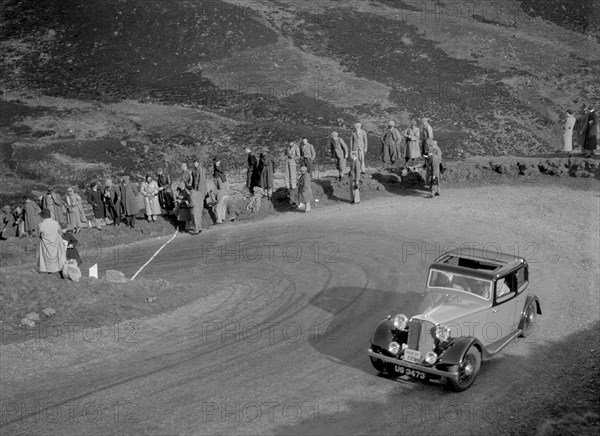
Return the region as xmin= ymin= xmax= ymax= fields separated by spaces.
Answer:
xmin=427 ymin=269 xmax=492 ymax=300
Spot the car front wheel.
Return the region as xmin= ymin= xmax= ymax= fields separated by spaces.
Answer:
xmin=519 ymin=302 xmax=536 ymax=338
xmin=447 ymin=346 xmax=481 ymax=392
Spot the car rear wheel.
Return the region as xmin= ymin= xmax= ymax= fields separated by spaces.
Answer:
xmin=447 ymin=346 xmax=481 ymax=392
xmin=519 ymin=302 xmax=536 ymax=338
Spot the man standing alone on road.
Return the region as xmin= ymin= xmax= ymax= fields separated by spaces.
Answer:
xmin=350 ymin=123 xmax=368 ymax=174
xmin=330 ymin=131 xmax=348 ymax=181
xmin=297 ymin=166 xmax=314 ymax=213
xmin=284 ymin=141 xmax=301 ymax=189
xmin=348 ymin=151 xmax=361 ymax=204
xmin=300 ymin=137 xmax=316 ymax=175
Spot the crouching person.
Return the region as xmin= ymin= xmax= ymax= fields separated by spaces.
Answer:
xmin=208 ymin=189 xmax=229 ymax=223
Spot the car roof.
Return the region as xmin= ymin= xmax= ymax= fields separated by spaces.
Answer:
xmin=431 ymin=248 xmax=526 ymax=280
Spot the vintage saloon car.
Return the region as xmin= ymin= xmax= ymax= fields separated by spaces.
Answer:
xmin=367 ymin=248 xmax=541 ymax=391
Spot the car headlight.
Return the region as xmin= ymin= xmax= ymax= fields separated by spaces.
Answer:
xmin=425 ymin=351 xmax=438 ymax=364
xmin=388 ymin=342 xmax=400 ymax=354
xmin=393 ymin=314 xmax=409 ymax=330
xmin=435 ymin=324 xmax=451 ymax=342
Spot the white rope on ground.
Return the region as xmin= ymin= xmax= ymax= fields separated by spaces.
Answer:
xmin=130 ymin=230 xmax=178 ymax=280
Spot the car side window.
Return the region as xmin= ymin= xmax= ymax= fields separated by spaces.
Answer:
xmin=496 ymin=278 xmax=511 ymax=298
xmin=515 ymin=266 xmax=528 ymax=293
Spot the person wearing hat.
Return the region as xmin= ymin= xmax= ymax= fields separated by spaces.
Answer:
xmin=213 ymin=157 xmax=227 ymax=190
xmin=284 ymin=141 xmax=301 ymax=189
xmin=86 ymin=181 xmax=105 ymax=230
xmin=259 ymin=148 xmax=275 ymax=199
xmin=41 ymin=186 xmax=66 ymax=227
xmin=381 ymin=121 xmax=402 ymax=170
xmin=245 ymin=147 xmax=260 ymax=194
xmin=420 ymin=118 xmax=434 ymax=156
xmin=64 ymin=186 xmax=86 ymax=233
xmin=119 ymin=175 xmax=138 ymax=228
xmin=297 ymin=166 xmax=314 ymax=213
xmin=348 ymin=151 xmax=361 ymax=204
xmin=350 ymin=123 xmax=368 ymax=174
xmin=156 ymin=168 xmax=174 ymax=212
xmin=404 ymin=119 xmax=421 ymax=165
xmin=562 ymin=109 xmax=576 ymax=154
xmin=37 ymin=208 xmax=67 ymax=275
xmin=21 ymin=195 xmax=41 ymax=237
xmin=576 ymin=105 xmax=598 ymax=157
xmin=191 ymin=159 xmax=206 ymax=193
xmin=330 ymin=132 xmax=348 ymax=181
xmin=141 ymin=174 xmax=162 ymax=223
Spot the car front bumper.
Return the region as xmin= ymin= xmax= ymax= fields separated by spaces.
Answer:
xmin=367 ymin=348 xmax=459 ymax=381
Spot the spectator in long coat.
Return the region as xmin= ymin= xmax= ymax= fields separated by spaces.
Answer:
xmin=192 ymin=159 xmax=207 ymax=193
xmin=38 ymin=208 xmax=66 ymax=274
xmin=348 ymin=151 xmax=361 ymax=204
xmin=64 ymin=187 xmax=86 ymax=233
xmin=330 ymin=132 xmax=348 ymax=181
xmin=350 ymin=123 xmax=368 ymax=174
xmin=297 ymin=166 xmax=314 ymax=213
xmin=381 ymin=121 xmax=402 ymax=169
xmin=1 ymin=205 xmax=16 ymax=239
xmin=41 ymin=186 xmax=66 ymax=226
xmin=404 ymin=120 xmax=421 ymax=164
xmin=22 ymin=196 xmax=41 ymax=237
xmin=245 ymin=148 xmax=260 ymax=194
xmin=420 ymin=118 xmax=434 ymax=156
xmin=181 ymin=162 xmax=193 ymax=189
xmin=156 ymin=168 xmax=174 ymax=211
xmin=103 ymin=179 xmax=120 ymax=226
xmin=174 ymin=186 xmax=193 ymax=232
xmin=284 ymin=141 xmax=301 ymax=189
xmin=86 ymin=182 xmax=105 ymax=230
xmin=299 ymin=137 xmax=316 ymax=175
xmin=563 ymin=109 xmax=576 ymax=153
xmin=429 ymin=141 xmax=443 ymax=197
xmin=121 ymin=176 xmax=139 ymax=228
xmin=259 ymin=149 xmax=275 ymax=199
xmin=141 ymin=174 xmax=161 ymax=223
xmin=577 ymin=106 xmax=598 ymax=157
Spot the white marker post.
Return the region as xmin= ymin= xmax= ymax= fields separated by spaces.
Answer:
xmin=89 ymin=263 xmax=98 ymax=278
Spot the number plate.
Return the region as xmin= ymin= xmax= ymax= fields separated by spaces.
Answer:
xmin=393 ymin=365 xmax=427 ymax=380
xmin=403 ymin=348 xmax=422 ymax=363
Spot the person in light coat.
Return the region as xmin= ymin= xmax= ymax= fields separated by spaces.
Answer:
xmin=297 ymin=166 xmax=314 ymax=213
xmin=563 ymin=109 xmax=576 ymax=153
xmin=429 ymin=141 xmax=443 ymax=197
xmin=350 ymin=123 xmax=368 ymax=174
xmin=404 ymin=120 xmax=421 ymax=164
xmin=65 ymin=187 xmax=86 ymax=233
xmin=38 ymin=208 xmax=67 ymax=274
xmin=141 ymin=175 xmax=162 ymax=222
xmin=284 ymin=141 xmax=301 ymax=189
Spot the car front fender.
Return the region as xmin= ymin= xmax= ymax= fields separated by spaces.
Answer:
xmin=370 ymin=319 xmax=395 ymax=349
xmin=437 ymin=337 xmax=483 ymax=366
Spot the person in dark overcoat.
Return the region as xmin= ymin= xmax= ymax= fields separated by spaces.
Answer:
xmin=41 ymin=187 xmax=66 ymax=227
xmin=259 ymin=148 xmax=275 ymax=199
xmin=156 ymin=168 xmax=174 ymax=211
xmin=348 ymin=151 xmax=361 ymax=204
xmin=213 ymin=157 xmax=227 ymax=190
xmin=62 ymin=226 xmax=83 ymax=265
xmin=22 ymin=196 xmax=41 ymax=237
xmin=86 ymin=182 xmax=105 ymax=230
xmin=576 ymin=106 xmax=598 ymax=157
xmin=245 ymin=148 xmax=260 ymax=194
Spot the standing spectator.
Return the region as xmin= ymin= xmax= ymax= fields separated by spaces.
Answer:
xmin=348 ymin=151 xmax=361 ymax=204
xmin=404 ymin=119 xmax=421 ymax=165
xmin=37 ymin=208 xmax=66 ymax=275
xmin=188 ymin=186 xmax=205 ymax=234
xmin=381 ymin=121 xmax=402 ymax=169
xmin=181 ymin=162 xmax=193 ymax=189
xmin=208 ymin=188 xmax=229 ymax=224
xmin=563 ymin=109 xmax=576 ymax=153
xmin=156 ymin=168 xmax=173 ymax=211
xmin=213 ymin=157 xmax=227 ymax=190
xmin=121 ymin=175 xmax=139 ymax=228
xmin=64 ymin=187 xmax=86 ymax=233
xmin=86 ymin=182 xmax=105 ymax=230
xmin=284 ymin=141 xmax=301 ymax=189
xmin=141 ymin=174 xmax=161 ymax=223
xmin=330 ymin=132 xmax=348 ymax=181
xmin=420 ymin=118 xmax=434 ymax=156
xmin=22 ymin=196 xmax=41 ymax=237
xmin=245 ymin=147 xmax=260 ymax=194
xmin=297 ymin=166 xmax=313 ymax=213
xmin=299 ymin=137 xmax=316 ymax=175
xmin=429 ymin=140 xmax=443 ymax=197
xmin=192 ymin=159 xmax=207 ymax=192
xmin=174 ymin=186 xmax=193 ymax=232
xmin=41 ymin=186 xmax=66 ymax=226
xmin=62 ymin=226 xmax=83 ymax=266
xmin=577 ymin=105 xmax=598 ymax=157
xmin=0 ymin=205 xmax=16 ymax=240
xmin=350 ymin=123 xmax=368 ymax=174
xmin=13 ymin=206 xmax=24 ymax=238
xmin=259 ymin=148 xmax=275 ymax=199
xmin=103 ymin=179 xmax=119 ymax=226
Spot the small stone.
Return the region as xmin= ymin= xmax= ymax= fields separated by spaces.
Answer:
xmin=105 ymin=270 xmax=128 ymax=283
xmin=21 ymin=318 xmax=35 ymax=327
xmin=42 ymin=307 xmax=56 ymax=317
xmin=25 ymin=312 xmax=40 ymax=321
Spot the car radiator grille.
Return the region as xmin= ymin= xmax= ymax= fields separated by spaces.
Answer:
xmin=407 ymin=319 xmax=436 ymax=355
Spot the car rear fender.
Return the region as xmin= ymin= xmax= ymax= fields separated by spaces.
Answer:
xmin=438 ymin=337 xmax=485 ymax=365
xmin=518 ymin=295 xmax=542 ymax=329
xmin=370 ymin=319 xmax=395 ymax=349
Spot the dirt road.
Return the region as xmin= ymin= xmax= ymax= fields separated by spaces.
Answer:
xmin=1 ymin=182 xmax=598 ymax=435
